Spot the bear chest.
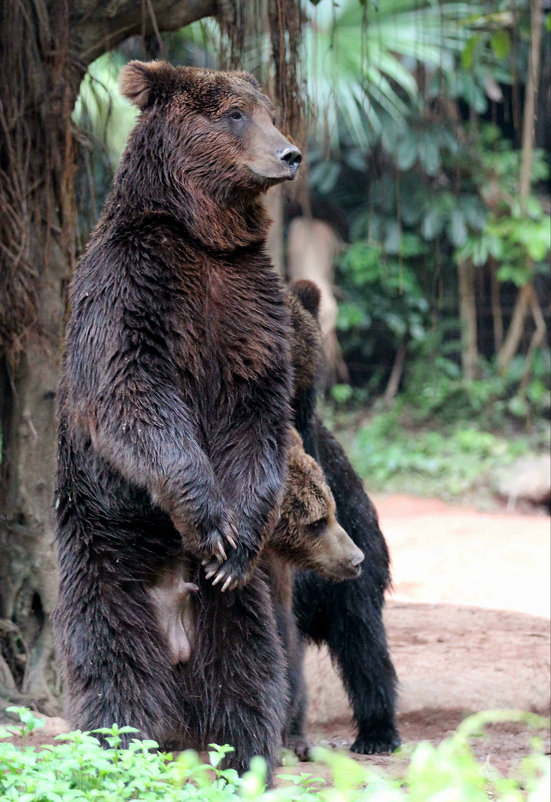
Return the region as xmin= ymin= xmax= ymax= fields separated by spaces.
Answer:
xmin=172 ymin=255 xmax=289 ymax=391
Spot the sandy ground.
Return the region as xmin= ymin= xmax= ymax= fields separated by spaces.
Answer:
xmin=4 ymin=494 xmax=550 ymax=780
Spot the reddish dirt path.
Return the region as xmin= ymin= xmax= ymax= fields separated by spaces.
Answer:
xmin=376 ymin=494 xmax=550 ymax=618
xmin=4 ymin=496 xmax=550 ymax=780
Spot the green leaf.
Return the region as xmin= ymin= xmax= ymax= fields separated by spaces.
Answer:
xmin=449 ymin=208 xmax=468 ymax=247
xmin=491 ymin=30 xmax=511 ymax=60
xmin=461 ymin=35 xmax=480 ymax=70
xmin=332 ymin=383 xmax=354 ymax=404
xmin=421 ymin=209 xmax=442 ymax=240
xmin=383 ymin=220 xmax=402 ymax=254
xmin=417 ymin=135 xmax=440 ymax=176
xmin=396 ymin=134 xmax=418 ymax=171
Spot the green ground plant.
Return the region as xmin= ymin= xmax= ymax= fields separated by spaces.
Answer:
xmin=0 ymin=708 xmax=548 ymax=801
xmin=325 ymin=395 xmax=549 ymax=502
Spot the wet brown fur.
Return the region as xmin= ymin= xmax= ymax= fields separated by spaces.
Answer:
xmin=54 ymin=62 xmax=302 ymax=780
xmin=288 ymin=281 xmax=401 ymax=756
xmin=263 ymin=428 xmax=363 ymax=759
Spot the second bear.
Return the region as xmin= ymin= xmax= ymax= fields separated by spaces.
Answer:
xmin=286 ymin=281 xmax=401 ymax=756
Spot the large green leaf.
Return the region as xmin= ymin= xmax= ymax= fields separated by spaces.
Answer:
xmin=305 ymin=0 xmax=479 ymax=148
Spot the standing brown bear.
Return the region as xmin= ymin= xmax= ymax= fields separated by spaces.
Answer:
xmin=54 ymin=61 xmax=301 ymax=779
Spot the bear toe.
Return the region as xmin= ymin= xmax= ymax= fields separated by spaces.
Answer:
xmin=204 ymin=543 xmax=255 ymax=591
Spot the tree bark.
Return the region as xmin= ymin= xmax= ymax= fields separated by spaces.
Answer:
xmin=384 ymin=337 xmax=408 ymax=407
xmin=0 ymin=0 xmax=217 ymax=717
xmin=458 ymin=258 xmax=478 ymax=382
xmin=71 ymin=0 xmax=216 ymax=65
xmin=489 ymin=261 xmax=504 ymax=353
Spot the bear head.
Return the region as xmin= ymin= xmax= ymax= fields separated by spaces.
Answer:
xmin=286 ymin=279 xmax=324 ymax=407
xmin=119 ymin=60 xmax=301 ymax=210
xmin=272 ymin=429 xmax=364 ymax=581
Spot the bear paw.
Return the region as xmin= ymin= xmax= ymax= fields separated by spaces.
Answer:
xmin=201 ymin=519 xmax=238 ymax=563
xmin=350 ymin=727 xmax=401 ymax=755
xmin=203 ymin=544 xmax=255 ymax=592
xmin=285 ymin=735 xmax=311 ymax=762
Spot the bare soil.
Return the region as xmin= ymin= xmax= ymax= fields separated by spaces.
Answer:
xmin=4 ymin=495 xmax=550 ymax=782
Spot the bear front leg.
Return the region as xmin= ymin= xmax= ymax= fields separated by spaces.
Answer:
xmin=283 ymin=633 xmax=311 ymax=761
xmin=90 ymin=375 xmax=238 ymax=564
xmin=204 ymin=419 xmax=290 ymax=591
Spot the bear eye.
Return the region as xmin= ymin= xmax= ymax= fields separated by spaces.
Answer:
xmin=229 ymin=110 xmax=245 ymax=122
xmin=306 ymin=517 xmax=327 ymax=537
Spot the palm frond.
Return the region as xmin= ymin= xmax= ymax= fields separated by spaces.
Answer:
xmin=305 ymin=0 xmax=485 ymax=148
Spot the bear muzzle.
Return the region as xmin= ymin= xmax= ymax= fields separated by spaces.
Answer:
xmin=277 ymin=146 xmax=302 ymax=178
xmin=245 ymin=112 xmax=302 ymax=183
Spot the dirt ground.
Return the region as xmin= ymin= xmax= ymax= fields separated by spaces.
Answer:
xmin=4 ymin=494 xmax=550 ymax=781
xmin=297 ymin=494 xmax=550 ymax=781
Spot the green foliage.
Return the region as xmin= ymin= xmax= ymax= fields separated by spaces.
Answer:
xmin=73 ymin=52 xmax=138 ymax=168
xmin=403 ymin=326 xmax=551 ymax=424
xmin=305 ymin=0 xmax=481 ymax=148
xmin=456 ymin=127 xmax=551 ymax=286
xmin=1 ymin=708 xmax=549 ymax=801
xmin=335 ymin=238 xmax=430 ymax=388
xmin=345 ymin=407 xmax=530 ymax=497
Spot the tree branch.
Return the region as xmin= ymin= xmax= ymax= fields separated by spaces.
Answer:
xmin=72 ymin=0 xmax=217 ymax=66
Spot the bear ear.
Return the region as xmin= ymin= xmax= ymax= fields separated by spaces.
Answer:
xmin=233 ymin=71 xmax=262 ymax=91
xmin=290 ymin=280 xmax=322 ymax=321
xmin=119 ymin=60 xmax=178 ymax=109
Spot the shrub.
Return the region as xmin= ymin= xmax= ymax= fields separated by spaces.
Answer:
xmin=0 ymin=708 xmax=548 ymax=801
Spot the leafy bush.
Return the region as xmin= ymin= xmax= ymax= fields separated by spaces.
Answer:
xmin=0 ymin=708 xmax=548 ymax=801
xmin=335 ymin=237 xmax=431 ymax=389
xmin=335 ymin=405 xmax=537 ymax=499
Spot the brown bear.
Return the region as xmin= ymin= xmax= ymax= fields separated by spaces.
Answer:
xmin=286 ymin=280 xmax=400 ymax=756
xmin=54 ymin=61 xmax=302 ymax=780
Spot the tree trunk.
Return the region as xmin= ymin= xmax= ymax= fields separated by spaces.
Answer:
xmin=264 ymin=186 xmax=285 ymax=277
xmin=458 ymin=259 xmax=478 ymax=382
xmin=0 ymin=0 xmax=217 ymax=717
xmin=497 ymin=0 xmax=545 ymax=375
xmin=0 ymin=274 xmax=67 ymax=714
xmin=489 ymin=261 xmax=504 ymax=353
xmin=384 ymin=337 xmax=408 ymax=407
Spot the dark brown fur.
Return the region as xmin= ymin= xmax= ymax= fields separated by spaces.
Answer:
xmin=262 ymin=428 xmax=363 ymax=760
xmin=287 ymin=280 xmax=401 ymax=755
xmin=148 ymin=428 xmax=362 ymax=669
xmin=54 ymin=62 xmax=302 ymax=780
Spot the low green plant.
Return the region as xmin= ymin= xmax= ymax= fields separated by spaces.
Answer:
xmin=1 ymin=708 xmax=548 ymax=801
xmin=335 ymin=405 xmax=539 ymax=500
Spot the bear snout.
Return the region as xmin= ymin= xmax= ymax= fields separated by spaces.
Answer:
xmin=277 ymin=146 xmax=302 ymax=177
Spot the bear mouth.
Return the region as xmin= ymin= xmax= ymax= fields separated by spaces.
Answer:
xmin=246 ymin=162 xmax=299 ymax=184
xmin=325 ymin=563 xmax=363 ymax=583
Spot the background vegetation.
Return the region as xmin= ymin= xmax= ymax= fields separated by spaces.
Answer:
xmin=1 ymin=708 xmax=549 ymax=801
xmin=74 ymin=0 xmax=551 ymax=504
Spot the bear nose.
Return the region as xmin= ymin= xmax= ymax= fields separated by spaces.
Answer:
xmin=278 ymin=146 xmax=302 ymax=172
xmin=351 ymin=549 xmax=365 ymax=567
